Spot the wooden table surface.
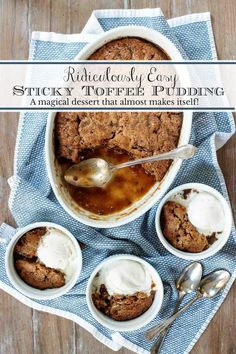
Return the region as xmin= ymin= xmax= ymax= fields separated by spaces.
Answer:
xmin=0 ymin=1 xmax=235 ymax=353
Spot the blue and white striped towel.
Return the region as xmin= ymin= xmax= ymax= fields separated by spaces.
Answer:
xmin=0 ymin=8 xmax=235 ymax=354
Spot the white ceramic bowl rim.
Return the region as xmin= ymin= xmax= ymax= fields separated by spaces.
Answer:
xmin=155 ymin=183 xmax=233 ymax=261
xmin=5 ymin=222 xmax=83 ymax=300
xmin=86 ymin=254 xmax=164 ymax=332
xmin=73 ymin=26 xmax=184 ymax=61
xmin=45 ymin=26 xmax=192 ymax=228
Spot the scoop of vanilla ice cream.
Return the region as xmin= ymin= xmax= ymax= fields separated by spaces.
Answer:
xmin=94 ymin=260 xmax=153 ymax=296
xmin=37 ymin=228 xmax=77 ymax=279
xmin=187 ymin=192 xmax=225 ymax=234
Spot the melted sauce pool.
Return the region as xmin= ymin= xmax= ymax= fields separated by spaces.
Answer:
xmin=60 ymin=147 xmax=156 ymax=215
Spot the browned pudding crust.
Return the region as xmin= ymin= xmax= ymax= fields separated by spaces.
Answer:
xmin=92 ymin=284 xmax=155 ymax=321
xmin=55 ymin=37 xmax=181 ymax=182
xmin=89 ymin=37 xmax=169 ymax=60
xmin=55 ymin=111 xmax=182 ymax=181
xmin=14 ymin=227 xmax=46 ymax=258
xmin=14 ymin=228 xmax=65 ymax=290
xmin=15 ymin=259 xmax=65 ymax=290
xmin=161 ymin=201 xmax=209 ymax=253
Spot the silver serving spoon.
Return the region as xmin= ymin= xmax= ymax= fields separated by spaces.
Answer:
xmin=64 ymin=144 xmax=198 ymax=188
xmin=147 ymin=270 xmax=230 ymax=339
xmin=148 ymin=262 xmax=203 ymax=352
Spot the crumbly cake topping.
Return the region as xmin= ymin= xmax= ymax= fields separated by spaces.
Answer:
xmin=161 ymin=201 xmax=210 ymax=253
xmin=14 ymin=228 xmax=65 ymax=290
xmin=55 ymin=111 xmax=182 ymax=181
xmin=14 ymin=227 xmax=46 ymax=258
xmin=15 ymin=259 xmax=65 ymax=290
xmin=89 ymin=37 xmax=169 ymax=60
xmin=92 ymin=284 xmax=154 ymax=321
xmin=56 ymin=37 xmax=181 ymax=182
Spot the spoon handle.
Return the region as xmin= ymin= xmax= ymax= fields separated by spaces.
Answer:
xmin=150 ymin=294 xmax=184 ymax=354
xmin=111 ymin=145 xmax=197 ymax=171
xmin=150 ymin=293 xmax=185 ymax=354
xmin=146 ymin=293 xmax=201 ymax=340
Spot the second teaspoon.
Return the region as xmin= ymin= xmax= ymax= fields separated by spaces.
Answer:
xmin=148 ymin=262 xmax=203 ymax=352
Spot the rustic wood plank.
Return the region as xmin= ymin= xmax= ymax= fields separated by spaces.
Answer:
xmin=28 ymin=0 xmax=51 ymax=33
xmin=0 ymin=0 xmax=29 ymax=59
xmin=76 ymin=327 xmax=128 ymax=354
xmin=0 ymin=115 xmax=18 ymax=226
xmin=70 ymin=0 xmax=125 ymax=33
xmin=0 ymin=289 xmax=34 ymax=354
xmin=33 ymin=312 xmax=76 ymax=354
xmin=0 ymin=0 xmax=33 ymax=352
xmin=50 ymin=0 xmax=71 ymax=33
xmin=130 ymin=0 xmax=172 ymax=17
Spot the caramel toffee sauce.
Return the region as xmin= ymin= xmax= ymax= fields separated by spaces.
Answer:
xmin=59 ymin=147 xmax=155 ymax=215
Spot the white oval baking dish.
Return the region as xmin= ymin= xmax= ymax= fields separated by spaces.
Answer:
xmin=45 ymin=26 xmax=192 ymax=228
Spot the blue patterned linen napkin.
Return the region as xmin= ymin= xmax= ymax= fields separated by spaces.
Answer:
xmin=1 ymin=8 xmax=236 ymax=354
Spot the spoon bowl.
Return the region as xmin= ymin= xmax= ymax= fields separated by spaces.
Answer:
xmin=64 ymin=158 xmax=110 ymax=188
xmin=176 ymin=262 xmax=203 ymax=295
xmin=199 ymin=270 xmax=230 ymax=298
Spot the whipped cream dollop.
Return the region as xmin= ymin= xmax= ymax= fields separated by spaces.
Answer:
xmin=93 ymin=259 xmax=153 ymax=296
xmin=37 ymin=228 xmax=77 ymax=280
xmin=172 ymin=190 xmax=225 ymax=235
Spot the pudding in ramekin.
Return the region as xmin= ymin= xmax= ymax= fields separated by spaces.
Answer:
xmin=156 ymin=183 xmax=232 ymax=260
xmin=86 ymin=254 xmax=164 ymax=331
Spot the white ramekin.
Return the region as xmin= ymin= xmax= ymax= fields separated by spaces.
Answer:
xmin=45 ymin=26 xmax=192 ymax=228
xmin=86 ymin=254 xmax=164 ymax=332
xmin=5 ymin=222 xmax=83 ymax=300
xmin=155 ymin=183 xmax=233 ymax=260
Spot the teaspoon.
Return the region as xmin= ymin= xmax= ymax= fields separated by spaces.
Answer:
xmin=148 ymin=262 xmax=203 ymax=352
xmin=64 ymin=144 xmax=198 ymax=188
xmin=145 ymin=262 xmax=202 ymax=346
xmin=147 ymin=270 xmax=230 ymax=338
